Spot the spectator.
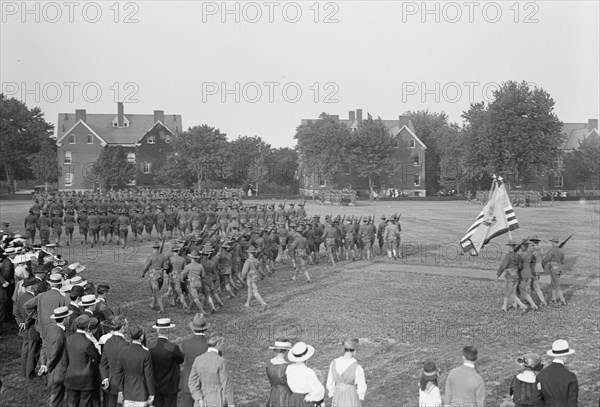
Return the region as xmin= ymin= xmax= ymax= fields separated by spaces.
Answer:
xmin=536 ymin=340 xmax=578 ymax=407
xmin=149 ymin=318 xmax=184 ymax=407
xmin=444 ymin=346 xmax=486 ymax=407
xmin=419 ymin=360 xmax=442 ymax=407
xmin=115 ymin=325 xmax=155 ymax=407
xmin=510 ymin=353 xmax=543 ymax=407
xmin=326 ymin=338 xmax=367 ymax=407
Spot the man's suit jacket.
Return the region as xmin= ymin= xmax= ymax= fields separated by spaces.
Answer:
xmin=536 ymin=362 xmax=579 ymax=407
xmin=66 ymin=303 xmax=82 ymax=335
xmin=444 ymin=364 xmax=486 ymax=407
xmin=0 ymin=257 xmax=15 ymax=302
xmin=45 ymin=324 xmax=68 ymax=385
xmin=115 ymin=342 xmax=155 ymax=402
xmin=25 ymin=288 xmax=66 ymax=339
xmin=14 ymin=291 xmax=40 ymax=340
xmin=100 ymin=334 xmax=128 ymax=396
xmin=64 ymin=331 xmax=101 ymax=391
xmin=94 ymin=299 xmax=114 ymax=323
xmin=149 ymin=337 xmax=184 ymax=395
xmin=180 ymin=334 xmax=208 ymax=394
xmin=188 ymin=350 xmax=234 ymax=406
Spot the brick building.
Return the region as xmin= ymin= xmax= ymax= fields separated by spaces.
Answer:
xmin=299 ymin=109 xmax=427 ymax=196
xmin=56 ymin=103 xmax=182 ymax=191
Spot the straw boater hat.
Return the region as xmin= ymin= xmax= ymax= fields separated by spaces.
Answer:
xmin=153 ymin=318 xmax=175 ymax=329
xmin=288 ymin=342 xmax=315 ymax=362
xmin=50 ymin=306 xmax=73 ymax=320
xmin=67 ymin=262 xmax=86 ymax=273
xmin=342 ymin=338 xmax=359 ymax=350
xmin=547 ymin=339 xmax=575 ymax=357
xmin=269 ymin=340 xmax=292 ymax=350
xmin=188 ymin=313 xmax=208 ymax=332
xmin=49 ymin=273 xmax=63 ymax=285
xmin=69 ymin=276 xmax=87 ymax=287
xmin=80 ymin=294 xmax=99 ymax=307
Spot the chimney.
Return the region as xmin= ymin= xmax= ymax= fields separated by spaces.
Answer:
xmin=154 ymin=110 xmax=164 ymax=123
xmin=356 ymin=109 xmax=363 ymax=123
xmin=588 ymin=119 xmax=598 ymax=132
xmin=349 ymin=111 xmax=355 ymax=121
xmin=75 ymin=109 xmax=86 ymax=123
xmin=117 ymin=102 xmax=124 ymax=127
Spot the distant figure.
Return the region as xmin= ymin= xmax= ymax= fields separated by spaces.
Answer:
xmin=444 ymin=346 xmax=486 ymax=407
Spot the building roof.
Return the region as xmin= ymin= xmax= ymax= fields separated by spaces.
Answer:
xmin=56 ymin=112 xmax=182 ymax=145
xmin=562 ymin=122 xmax=597 ymax=150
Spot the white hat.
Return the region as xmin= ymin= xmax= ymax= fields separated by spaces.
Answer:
xmin=50 ymin=306 xmax=73 ymax=320
xmin=153 ymin=318 xmax=176 ymax=329
xmin=80 ymin=294 xmax=99 ymax=307
xmin=67 ymin=262 xmax=86 ymax=273
xmin=269 ymin=340 xmax=292 ymax=350
xmin=547 ymin=339 xmax=575 ymax=357
xmin=288 ymin=342 xmax=315 ymax=362
xmin=49 ymin=273 xmax=63 ymax=284
xmin=60 ymin=283 xmax=74 ymax=294
xmin=69 ymin=276 xmax=87 ymax=286
xmin=11 ymin=254 xmax=28 ymax=264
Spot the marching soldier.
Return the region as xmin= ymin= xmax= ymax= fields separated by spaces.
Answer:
xmin=295 ymin=202 xmax=307 ymax=220
xmin=275 ymin=221 xmax=288 ymax=264
xmin=88 ymin=209 xmax=101 ymax=247
xmin=288 ymin=227 xmax=312 ymax=283
xmin=144 ymin=207 xmax=156 ymax=241
xmin=24 ymin=208 xmax=38 ymax=245
xmin=275 ymin=203 xmax=287 ymax=224
xmin=384 ymin=216 xmax=400 ymax=259
xmin=64 ymin=209 xmax=76 ymax=246
xmin=542 ymin=237 xmax=567 ymax=305
xmin=77 ymin=209 xmax=89 ymax=245
xmin=359 ymin=217 xmax=372 ymax=260
xmin=155 ymin=206 xmax=166 ymax=240
xmin=38 ymin=210 xmax=51 ymax=246
xmin=117 ymin=210 xmax=130 ymax=248
xmin=134 ymin=208 xmax=145 ymax=243
xmin=141 ymin=241 xmax=168 ymax=313
xmin=241 ymin=246 xmax=268 ymax=311
xmin=200 ymin=245 xmax=222 ymax=313
xmin=377 ymin=216 xmax=387 ymax=257
xmin=497 ymin=240 xmax=528 ymax=312
xmin=322 ymin=218 xmax=337 ymax=266
xmin=167 ymin=245 xmax=189 ymax=310
xmin=181 ymin=249 xmax=207 ymax=315
xmin=100 ymin=208 xmax=111 ymax=245
xmin=51 ymin=210 xmax=63 ymax=246
xmin=343 ymin=218 xmax=356 ymax=261
xmin=527 ymin=235 xmax=548 ymax=307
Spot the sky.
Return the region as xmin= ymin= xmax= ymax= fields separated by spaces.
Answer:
xmin=1 ymin=0 xmax=599 ymax=148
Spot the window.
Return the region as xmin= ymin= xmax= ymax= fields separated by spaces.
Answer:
xmin=556 ymin=157 xmax=564 ymax=170
xmin=87 ymin=134 xmax=93 ymax=144
xmin=409 ymin=139 xmax=416 ymax=148
xmin=414 ymin=174 xmax=420 ymax=186
xmin=342 ymin=162 xmax=351 ymax=175
xmin=127 ymin=153 xmax=136 ymax=163
xmin=68 ymin=135 xmax=75 ymax=144
xmin=64 ymin=151 xmax=72 ymax=164
xmin=65 ymin=173 xmax=73 ymax=186
xmin=113 ymin=122 xmax=118 ymax=127
xmin=148 ymin=136 xmax=155 ymax=144
xmin=412 ymin=154 xmax=420 ymax=165
xmin=554 ymin=174 xmax=563 ymax=188
xmin=123 ymin=122 xmax=129 ymax=127
xmin=142 ymin=162 xmax=151 ymax=174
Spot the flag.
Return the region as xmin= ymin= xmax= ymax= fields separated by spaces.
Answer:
xmin=460 ymin=179 xmax=519 ymax=254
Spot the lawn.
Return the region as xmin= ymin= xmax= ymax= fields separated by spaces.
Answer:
xmin=0 ymin=199 xmax=599 ymax=407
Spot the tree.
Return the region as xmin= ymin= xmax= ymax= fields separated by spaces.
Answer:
xmin=226 ymin=135 xmax=271 ymax=186
xmin=462 ymin=81 xmax=564 ymax=185
xmin=346 ymin=116 xmax=396 ymax=190
xmin=0 ymin=94 xmax=54 ymax=193
xmin=152 ymin=153 xmax=195 ymax=188
xmin=270 ymin=147 xmax=299 ymax=190
xmin=294 ymin=113 xmax=349 ymax=187
xmin=245 ymin=156 xmax=269 ymax=195
xmin=404 ymin=110 xmax=453 ymax=194
xmin=436 ymin=124 xmax=469 ymax=193
xmin=564 ymin=134 xmax=600 ymax=189
xmin=92 ymin=146 xmax=137 ymax=190
xmin=31 ymin=139 xmax=60 ymax=187
xmin=171 ymin=125 xmax=228 ymax=190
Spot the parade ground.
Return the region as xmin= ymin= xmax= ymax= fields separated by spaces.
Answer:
xmin=1 ymin=199 xmax=599 ymax=406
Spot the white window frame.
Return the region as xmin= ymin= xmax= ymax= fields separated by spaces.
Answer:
xmin=68 ymin=134 xmax=76 ymax=144
xmin=409 ymin=139 xmax=416 ymax=148
xmin=554 ymin=174 xmax=564 ymax=188
xmin=65 ymin=173 xmax=74 ymax=186
xmin=87 ymin=134 xmax=93 ymax=144
xmin=127 ymin=152 xmax=136 ymax=163
xmin=148 ymin=136 xmax=155 ymax=144
xmin=412 ymin=153 xmax=420 ymax=165
xmin=414 ymin=174 xmax=420 ymax=186
xmin=142 ymin=162 xmax=151 ymax=174
xmin=64 ymin=151 xmax=72 ymax=164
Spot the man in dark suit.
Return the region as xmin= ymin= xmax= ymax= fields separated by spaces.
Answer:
xmin=38 ymin=306 xmax=72 ymax=407
xmin=64 ymin=314 xmax=102 ymax=407
xmin=14 ymin=277 xmax=42 ymax=379
xmin=94 ymin=284 xmax=114 ymax=327
xmin=100 ymin=316 xmax=128 ymax=407
xmin=149 ymin=318 xmax=184 ymax=407
xmin=67 ymin=285 xmax=84 ymax=335
xmin=537 ymin=339 xmax=579 ymax=407
xmin=180 ymin=313 xmax=209 ymax=407
xmin=24 ymin=273 xmax=66 ymax=348
xmin=115 ymin=325 xmax=155 ymax=406
xmin=0 ymin=247 xmax=16 ymax=336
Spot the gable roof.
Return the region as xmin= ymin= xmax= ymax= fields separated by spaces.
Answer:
xmin=56 ymin=120 xmax=107 ymax=146
xmin=562 ymin=122 xmax=597 ymax=150
xmin=56 ymin=112 xmax=182 ymax=146
xmin=388 ymin=125 xmax=427 ymax=149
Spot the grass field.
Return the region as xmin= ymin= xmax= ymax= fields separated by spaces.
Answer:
xmin=0 ymin=199 xmax=599 ymax=407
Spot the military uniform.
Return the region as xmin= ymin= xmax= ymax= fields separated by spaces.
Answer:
xmin=141 ymin=243 xmax=169 ymax=312
xmin=542 ymin=238 xmax=566 ymax=305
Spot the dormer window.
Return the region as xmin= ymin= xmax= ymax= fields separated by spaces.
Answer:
xmin=123 ymin=122 xmax=129 ymax=127
xmin=409 ymin=139 xmax=416 ymax=148
xmin=68 ymin=135 xmax=75 ymax=144
xmin=113 ymin=122 xmax=118 ymax=127
xmin=148 ymin=136 xmax=155 ymax=144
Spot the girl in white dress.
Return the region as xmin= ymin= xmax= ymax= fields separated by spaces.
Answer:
xmin=418 ymin=360 xmax=442 ymax=407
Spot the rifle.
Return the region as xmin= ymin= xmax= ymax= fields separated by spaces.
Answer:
xmin=513 ymin=238 xmax=529 ymax=253
xmin=158 ymin=235 xmax=166 ymax=253
xmin=559 ymin=233 xmax=574 ymax=248
xmin=341 ymin=214 xmax=346 ymax=223
xmin=157 ymin=235 xmax=166 ymax=289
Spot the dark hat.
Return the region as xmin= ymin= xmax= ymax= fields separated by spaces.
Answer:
xmin=342 ymin=338 xmax=359 ymax=350
xmin=422 ymin=360 xmax=440 ymax=378
xmin=23 ymin=278 xmax=38 ymax=288
xmin=517 ymin=353 xmax=543 ymax=371
xmin=188 ymin=313 xmax=208 ymax=332
xmin=528 ymin=235 xmax=541 ymax=242
xmin=70 ymin=285 xmax=84 ymax=297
